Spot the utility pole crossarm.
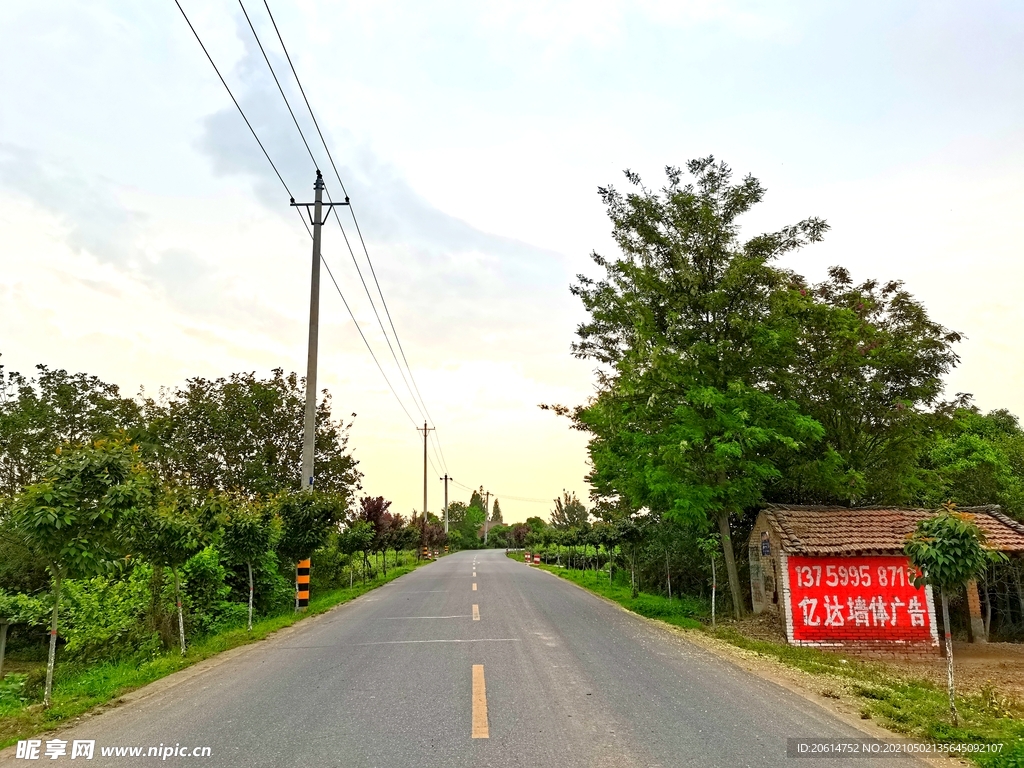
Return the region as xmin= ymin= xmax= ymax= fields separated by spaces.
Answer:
xmin=290 ymin=197 xmax=349 ymax=227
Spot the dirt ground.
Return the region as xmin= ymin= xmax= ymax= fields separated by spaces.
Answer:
xmin=731 ymin=611 xmax=1024 ymax=701
xmin=890 ymin=642 xmax=1024 ymax=701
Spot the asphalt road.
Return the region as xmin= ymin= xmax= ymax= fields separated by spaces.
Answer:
xmin=2 ymin=550 xmax=932 ymax=767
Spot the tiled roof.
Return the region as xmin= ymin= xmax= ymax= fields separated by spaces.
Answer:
xmin=761 ymin=505 xmax=1024 ymax=556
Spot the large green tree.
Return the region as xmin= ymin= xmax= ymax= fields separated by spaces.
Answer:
xmin=920 ymin=407 xmax=1024 ymax=517
xmin=11 ymin=439 xmax=151 ymax=706
xmin=549 ymin=491 xmax=589 ymax=529
xmin=0 ymin=360 xmax=142 ymax=497
xmin=448 ymin=501 xmax=485 ymax=549
xmin=143 ymin=369 xmax=361 ymax=498
xmin=769 ymin=267 xmax=962 ymax=505
xmin=556 ymin=159 xmax=826 ymax=617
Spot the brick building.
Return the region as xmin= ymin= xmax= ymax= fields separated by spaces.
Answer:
xmin=748 ymin=505 xmax=1024 ymax=657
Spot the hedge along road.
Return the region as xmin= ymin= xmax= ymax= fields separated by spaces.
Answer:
xmin=0 ymin=550 xmax=933 ymax=767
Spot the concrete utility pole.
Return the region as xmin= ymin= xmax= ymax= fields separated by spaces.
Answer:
xmin=289 ymin=171 xmax=347 ymax=610
xmin=440 ymin=474 xmax=450 ymax=533
xmin=418 ymin=423 xmax=434 ymax=546
xmin=484 ymin=490 xmax=492 ymax=544
xmin=290 ymin=170 xmax=348 ymax=492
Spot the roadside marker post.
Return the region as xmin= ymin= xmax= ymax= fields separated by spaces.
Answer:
xmin=296 ymin=559 xmax=311 ymax=609
xmin=533 ymin=554 xmax=540 ymax=564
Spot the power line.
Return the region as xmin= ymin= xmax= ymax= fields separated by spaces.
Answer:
xmin=174 ymin=0 xmax=292 ymax=198
xmin=237 ymin=0 xmax=318 ymax=168
xmin=174 ymin=0 xmax=425 ymax=438
xmin=449 ymin=479 xmax=553 ymax=504
xmin=261 ymin=0 xmax=450 ymax=476
xmin=242 ymin=0 xmax=448 ymax=474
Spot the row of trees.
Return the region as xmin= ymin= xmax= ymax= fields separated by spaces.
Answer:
xmin=547 ymin=158 xmax=1024 ymax=619
xmin=0 ymin=362 xmax=443 ymax=707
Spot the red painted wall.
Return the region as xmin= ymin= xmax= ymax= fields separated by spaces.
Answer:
xmin=787 ymin=555 xmax=932 ymax=643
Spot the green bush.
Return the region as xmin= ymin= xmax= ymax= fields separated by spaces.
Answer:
xmin=0 ymin=674 xmax=29 ymax=714
xmin=60 ymin=565 xmax=160 ymax=664
xmin=180 ymin=547 xmax=244 ymax=637
xmin=979 ymin=738 xmax=1024 ymax=768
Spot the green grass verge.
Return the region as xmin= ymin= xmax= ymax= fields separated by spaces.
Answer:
xmin=509 ymin=552 xmax=1024 ymax=767
xmin=516 ymin=554 xmax=705 ymax=629
xmin=0 ymin=557 xmax=433 ymax=749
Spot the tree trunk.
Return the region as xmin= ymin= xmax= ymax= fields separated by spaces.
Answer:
xmin=294 ymin=564 xmax=300 ymax=612
xmin=666 ymin=550 xmax=672 ymax=601
xmin=0 ymin=621 xmax=9 ymax=680
xmin=44 ymin=573 xmax=62 ymax=708
xmin=982 ymin=574 xmax=991 ymax=639
xmin=172 ymin=566 xmax=186 ymax=656
xmin=716 ymin=510 xmax=744 ymax=618
xmin=711 ymin=555 xmax=717 ymax=629
xmin=382 ymin=549 xmax=387 ymax=577
xmin=941 ymin=588 xmax=958 ymax=726
xmin=349 ymin=562 xmax=353 ymax=589
xmin=247 ymin=562 xmax=254 ymax=632
xmin=630 ymin=547 xmax=638 ymax=599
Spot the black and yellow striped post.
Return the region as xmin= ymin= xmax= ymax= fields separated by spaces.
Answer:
xmin=422 ymin=546 xmax=430 ymax=560
xmin=296 ymin=558 xmax=311 ymax=610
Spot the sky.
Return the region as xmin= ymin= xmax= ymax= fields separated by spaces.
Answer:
xmin=1 ymin=1 xmax=1022 ymax=524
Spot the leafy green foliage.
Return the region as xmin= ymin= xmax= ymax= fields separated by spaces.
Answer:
xmin=11 ymin=439 xmax=151 ymax=578
xmin=141 ymin=369 xmax=361 ymax=498
xmin=118 ymin=487 xmax=206 ymax=572
xmin=557 ymin=158 xmax=827 ymax=616
xmin=219 ymin=501 xmax=274 ymax=568
xmin=921 ymin=409 xmax=1024 ymax=517
xmin=904 ymin=506 xmax=1007 ymax=591
xmin=274 ymin=491 xmax=345 ymax=565
xmin=770 ymin=267 xmax=963 ymax=506
xmin=179 ymin=547 xmax=246 ymax=637
xmin=0 ymin=361 xmax=143 ymax=497
xmin=0 ymin=589 xmax=47 ymax=627
xmin=58 ymin=566 xmax=160 ymax=664
xmin=549 ymin=491 xmax=589 ymax=529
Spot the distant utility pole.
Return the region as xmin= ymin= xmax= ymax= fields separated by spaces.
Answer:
xmin=440 ymin=474 xmax=450 ymax=533
xmin=484 ymin=490 xmax=492 ymax=544
xmin=290 ymin=170 xmax=348 ymax=492
xmin=418 ymin=422 xmax=434 ymax=544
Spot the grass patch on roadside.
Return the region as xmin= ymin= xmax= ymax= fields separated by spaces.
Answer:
xmin=707 ymin=625 xmax=1024 ymax=767
xmin=0 ymin=558 xmax=432 ymax=750
xmin=512 ymin=553 xmax=703 ymax=629
xmin=508 ymin=552 xmax=1024 ymax=767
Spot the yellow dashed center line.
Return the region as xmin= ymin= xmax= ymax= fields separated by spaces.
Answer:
xmin=472 ymin=583 xmax=477 ymax=591
xmin=472 ymin=665 xmax=489 ymax=738
xmin=472 ymin=604 xmax=480 ymax=621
